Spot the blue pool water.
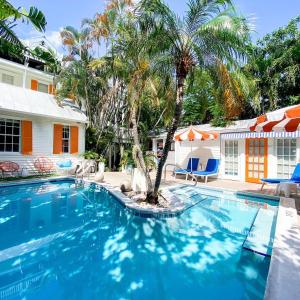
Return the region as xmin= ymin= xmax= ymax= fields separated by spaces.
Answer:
xmin=0 ymin=180 xmax=278 ymax=300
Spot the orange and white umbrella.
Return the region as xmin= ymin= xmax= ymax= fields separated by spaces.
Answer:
xmin=249 ymin=104 xmax=300 ymax=132
xmin=175 ymin=126 xmax=218 ymax=141
xmin=174 ymin=126 xmax=218 ymax=168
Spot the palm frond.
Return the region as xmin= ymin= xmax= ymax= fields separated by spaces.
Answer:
xmin=0 ymin=20 xmax=23 ymax=47
xmin=19 ymin=7 xmax=46 ymax=32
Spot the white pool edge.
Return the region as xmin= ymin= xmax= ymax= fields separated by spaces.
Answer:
xmin=264 ymin=196 xmax=300 ymax=300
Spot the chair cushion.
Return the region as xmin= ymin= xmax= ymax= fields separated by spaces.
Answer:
xmin=192 ymin=171 xmax=217 ymax=176
xmin=175 ymin=169 xmax=190 ymax=174
xmin=57 ymin=160 xmax=72 ymax=168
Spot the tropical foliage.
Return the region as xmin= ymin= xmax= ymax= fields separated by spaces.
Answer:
xmin=245 ymin=16 xmax=300 ymax=112
xmin=0 ymin=0 xmax=46 ymax=47
xmin=47 ymin=1 xmax=298 ymax=203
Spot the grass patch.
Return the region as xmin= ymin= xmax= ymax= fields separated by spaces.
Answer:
xmin=0 ymin=173 xmax=58 ymax=182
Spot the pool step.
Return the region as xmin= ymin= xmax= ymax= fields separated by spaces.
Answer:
xmin=243 ymin=207 xmax=277 ymax=257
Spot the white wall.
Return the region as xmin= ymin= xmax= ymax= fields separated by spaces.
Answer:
xmin=151 ymin=135 xmax=300 ymax=181
xmin=175 ymin=139 xmax=220 ymax=170
xmin=0 ymin=58 xmax=53 ymax=89
xmin=220 ymin=137 xmax=300 ymax=182
xmin=0 ymin=112 xmax=86 ymax=175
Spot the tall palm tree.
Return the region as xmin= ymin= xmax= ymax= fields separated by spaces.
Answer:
xmin=0 ymin=0 xmax=46 ymax=47
xmin=137 ymin=0 xmax=251 ymax=201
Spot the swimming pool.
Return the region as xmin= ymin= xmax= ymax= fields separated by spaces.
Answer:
xmin=0 ymin=180 xmax=278 ymax=300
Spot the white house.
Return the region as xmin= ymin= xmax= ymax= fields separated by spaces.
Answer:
xmin=0 ymin=57 xmax=87 ymax=174
xmin=151 ymin=111 xmax=300 ymax=183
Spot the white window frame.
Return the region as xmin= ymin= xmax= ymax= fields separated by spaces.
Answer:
xmin=224 ymin=140 xmax=239 ymax=178
xmin=2 ymin=73 xmax=14 ymax=85
xmin=38 ymin=82 xmax=49 ymax=94
xmin=276 ymin=138 xmax=297 ymax=178
xmin=0 ymin=118 xmax=21 ymax=153
xmin=62 ymin=125 xmax=70 ymax=154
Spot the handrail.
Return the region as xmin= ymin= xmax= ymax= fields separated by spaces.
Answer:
xmin=163 ymin=163 xmax=180 ymax=182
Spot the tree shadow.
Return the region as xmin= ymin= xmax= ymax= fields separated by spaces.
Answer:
xmin=0 ymin=182 xmax=272 ymax=300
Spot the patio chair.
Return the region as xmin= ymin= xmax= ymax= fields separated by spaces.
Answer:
xmin=190 ymin=158 xmax=220 ymax=183
xmin=0 ymin=161 xmax=22 ymax=178
xmin=174 ymin=157 xmax=200 ymax=180
xmin=34 ymin=157 xmax=55 ymax=175
xmin=260 ymin=163 xmax=300 ymax=191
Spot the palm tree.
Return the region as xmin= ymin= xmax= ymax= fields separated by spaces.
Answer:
xmin=0 ymin=0 xmax=46 ymax=47
xmin=90 ymin=24 xmax=173 ymax=197
xmin=136 ymin=0 xmax=251 ymax=201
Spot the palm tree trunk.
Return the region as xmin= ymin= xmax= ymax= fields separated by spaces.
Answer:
xmin=152 ymin=74 xmax=186 ymax=198
xmin=130 ymin=105 xmax=154 ymax=195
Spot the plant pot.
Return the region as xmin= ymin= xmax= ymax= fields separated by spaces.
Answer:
xmin=98 ymin=162 xmax=105 ymax=174
xmin=125 ymin=164 xmax=133 ymax=175
xmin=131 ymin=168 xmax=147 ymax=193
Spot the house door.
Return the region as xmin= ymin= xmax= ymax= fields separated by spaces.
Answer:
xmin=245 ymin=138 xmax=268 ymax=183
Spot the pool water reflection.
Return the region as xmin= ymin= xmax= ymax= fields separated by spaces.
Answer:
xmin=0 ymin=180 xmax=276 ymax=300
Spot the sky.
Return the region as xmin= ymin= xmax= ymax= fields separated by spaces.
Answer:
xmin=10 ymin=0 xmax=300 ymax=55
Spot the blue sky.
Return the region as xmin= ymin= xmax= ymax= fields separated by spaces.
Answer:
xmin=11 ymin=0 xmax=300 ymax=53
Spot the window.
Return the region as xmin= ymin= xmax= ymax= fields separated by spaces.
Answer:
xmin=38 ymin=83 xmax=49 ymax=93
xmin=277 ymin=139 xmax=297 ymax=178
xmin=62 ymin=126 xmax=70 ymax=153
xmin=2 ymin=73 xmax=14 ymax=85
xmin=224 ymin=140 xmax=239 ymax=176
xmin=0 ymin=118 xmax=20 ymax=152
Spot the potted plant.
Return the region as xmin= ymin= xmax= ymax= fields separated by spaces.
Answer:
xmin=120 ymin=150 xmax=135 ymax=175
xmin=97 ymin=155 xmax=106 ymax=174
xmin=82 ymin=151 xmax=106 ymax=173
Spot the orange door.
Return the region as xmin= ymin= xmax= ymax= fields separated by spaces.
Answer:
xmin=245 ymin=138 xmax=268 ymax=183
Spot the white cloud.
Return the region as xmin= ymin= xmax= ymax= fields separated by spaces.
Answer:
xmin=21 ymin=28 xmax=65 ymax=60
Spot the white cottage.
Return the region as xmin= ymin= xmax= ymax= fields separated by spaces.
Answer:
xmin=0 ymin=57 xmax=87 ymax=174
xmin=151 ymin=109 xmax=299 ymax=183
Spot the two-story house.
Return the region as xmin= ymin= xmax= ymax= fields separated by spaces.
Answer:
xmin=0 ymin=56 xmax=87 ymax=174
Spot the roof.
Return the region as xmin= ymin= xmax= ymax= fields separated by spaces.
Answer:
xmin=0 ymin=82 xmax=87 ymax=123
xmin=150 ymin=119 xmax=253 ymax=138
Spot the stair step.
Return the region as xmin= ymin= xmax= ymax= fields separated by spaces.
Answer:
xmin=243 ymin=207 xmax=277 ymax=256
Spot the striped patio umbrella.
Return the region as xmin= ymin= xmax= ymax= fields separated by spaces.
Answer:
xmin=174 ymin=126 xmax=218 ymax=168
xmin=175 ymin=126 xmax=218 ymax=141
xmin=249 ymin=104 xmax=300 ymax=132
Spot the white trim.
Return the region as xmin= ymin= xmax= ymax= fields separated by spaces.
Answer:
xmin=221 ymin=131 xmax=300 ymax=140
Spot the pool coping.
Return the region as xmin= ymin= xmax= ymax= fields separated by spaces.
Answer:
xmin=264 ymin=196 xmax=300 ymax=300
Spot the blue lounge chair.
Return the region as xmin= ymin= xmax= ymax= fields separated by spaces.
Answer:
xmin=261 ymin=163 xmax=300 ymax=190
xmin=191 ymin=158 xmax=220 ymax=183
xmin=174 ymin=157 xmax=200 ymax=180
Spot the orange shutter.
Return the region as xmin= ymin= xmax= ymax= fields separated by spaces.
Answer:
xmin=31 ymin=80 xmax=38 ymax=91
xmin=70 ymin=126 xmax=79 ymax=154
xmin=48 ymin=84 xmax=53 ymax=94
xmin=53 ymin=124 xmax=63 ymax=154
xmin=21 ymin=120 xmax=32 ymax=155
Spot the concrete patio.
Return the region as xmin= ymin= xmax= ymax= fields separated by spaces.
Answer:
xmin=102 ymin=170 xmax=277 ymax=194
